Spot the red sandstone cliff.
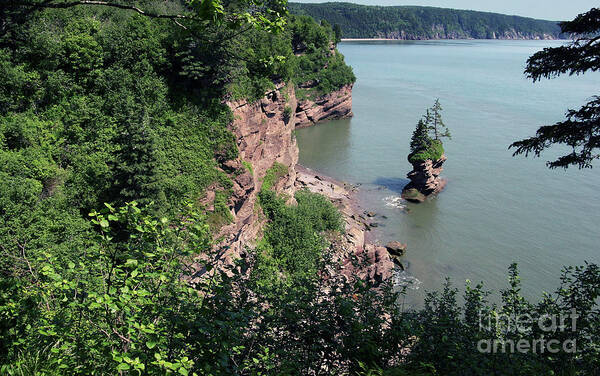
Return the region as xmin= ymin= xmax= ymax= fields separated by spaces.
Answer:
xmin=295 ymin=84 xmax=354 ymax=128
xmin=199 ymin=83 xmax=394 ymax=285
xmin=214 ymin=82 xmax=298 ymax=261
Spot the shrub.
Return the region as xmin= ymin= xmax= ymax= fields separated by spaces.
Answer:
xmin=242 ymin=160 xmax=254 ymax=175
xmin=283 ymin=105 xmax=292 ymax=123
xmin=257 ymin=186 xmax=342 ymax=279
xmin=261 ymin=162 xmax=289 ymax=191
xmin=295 ymin=189 xmax=343 ymax=233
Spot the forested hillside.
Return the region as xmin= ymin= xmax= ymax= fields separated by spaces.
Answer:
xmin=289 ymin=2 xmax=563 ymax=39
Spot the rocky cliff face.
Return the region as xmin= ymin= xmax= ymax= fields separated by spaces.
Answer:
xmin=295 ymin=84 xmax=354 ymax=128
xmin=377 ymin=25 xmax=557 ymax=40
xmin=401 ymin=155 xmax=447 ymax=203
xmin=203 ymin=83 xmax=394 ymax=285
xmin=212 ymin=82 xmax=298 ymax=264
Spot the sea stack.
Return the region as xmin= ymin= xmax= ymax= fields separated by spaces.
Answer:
xmin=401 ymin=154 xmax=447 ymax=203
xmin=401 ymin=99 xmax=450 ymax=203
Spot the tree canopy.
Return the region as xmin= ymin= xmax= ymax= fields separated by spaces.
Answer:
xmin=510 ymin=7 xmax=600 ymax=169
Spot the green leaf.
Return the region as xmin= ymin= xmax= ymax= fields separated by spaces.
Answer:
xmin=146 ymin=340 xmax=157 ymax=349
xmin=125 ymin=259 xmax=138 ymax=267
xmin=116 ymin=363 xmax=130 ymax=371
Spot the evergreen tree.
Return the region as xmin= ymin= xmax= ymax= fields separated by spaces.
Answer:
xmin=427 ymin=99 xmax=451 ymax=141
xmin=510 ymin=7 xmax=600 ymax=169
xmin=410 ymin=119 xmax=432 ymax=153
xmin=110 ymin=116 xmax=161 ymax=207
xmin=333 ymin=24 xmax=343 ymax=43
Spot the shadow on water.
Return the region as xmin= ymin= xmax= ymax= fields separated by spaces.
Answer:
xmin=373 ymin=177 xmax=410 ymax=194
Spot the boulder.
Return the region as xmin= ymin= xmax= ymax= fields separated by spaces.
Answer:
xmin=385 ymin=241 xmax=407 ymax=257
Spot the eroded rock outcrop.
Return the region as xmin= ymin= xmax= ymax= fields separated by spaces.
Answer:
xmin=295 ymin=84 xmax=353 ymax=128
xmin=194 ymin=83 xmax=394 ymax=286
xmin=213 ymin=82 xmax=299 ymax=262
xmin=401 ymin=154 xmax=447 ymax=203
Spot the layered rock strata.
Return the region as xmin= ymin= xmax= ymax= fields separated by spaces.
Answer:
xmin=401 ymin=155 xmax=447 ymax=203
xmin=295 ymin=84 xmax=353 ymax=128
xmin=215 ymin=82 xmax=298 ymax=262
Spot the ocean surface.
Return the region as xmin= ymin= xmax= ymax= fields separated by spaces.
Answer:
xmin=295 ymin=40 xmax=600 ymax=307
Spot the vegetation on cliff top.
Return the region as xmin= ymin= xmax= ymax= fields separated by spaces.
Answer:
xmin=289 ymin=2 xmax=563 ymax=40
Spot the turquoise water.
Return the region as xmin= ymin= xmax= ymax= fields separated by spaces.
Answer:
xmin=295 ymin=40 xmax=600 ymax=306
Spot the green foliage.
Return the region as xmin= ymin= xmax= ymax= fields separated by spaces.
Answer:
xmin=428 ymin=99 xmax=451 ymax=141
xmin=283 ymin=105 xmax=293 ymax=123
xmin=409 ymin=139 xmax=444 ymax=163
xmin=257 ymin=181 xmax=342 ymax=279
xmin=409 ymin=100 xmax=449 ymax=162
xmin=207 ymin=189 xmax=234 ymax=232
xmin=0 ymin=5 xmax=251 ymax=237
xmin=396 ymin=263 xmax=600 ymax=375
xmin=410 ymin=119 xmax=432 ymax=154
xmin=224 ymin=14 xmax=355 ymax=101
xmin=288 ymin=15 xmax=356 ymax=96
xmin=289 ymin=2 xmax=563 ymax=39
xmin=242 ymin=160 xmax=254 ymax=175
xmin=261 ymin=162 xmax=289 ymax=191
xmin=295 ymin=189 xmax=343 ymax=233
xmin=258 ymin=189 xmax=327 ymax=278
xmin=510 ymin=7 xmax=600 ymax=169
xmin=0 ymin=202 xmax=211 ymax=375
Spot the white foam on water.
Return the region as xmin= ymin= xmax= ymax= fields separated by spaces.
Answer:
xmin=394 ymin=270 xmax=422 ymax=291
xmin=383 ymin=195 xmax=406 ymax=209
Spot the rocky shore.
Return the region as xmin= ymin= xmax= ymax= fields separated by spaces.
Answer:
xmin=296 ymin=165 xmax=404 ymax=284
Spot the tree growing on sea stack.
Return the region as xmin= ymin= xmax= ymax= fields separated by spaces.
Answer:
xmin=402 ymin=100 xmax=450 ymax=203
xmin=428 ymin=99 xmax=451 ymax=141
xmin=410 ymin=119 xmax=431 ymax=152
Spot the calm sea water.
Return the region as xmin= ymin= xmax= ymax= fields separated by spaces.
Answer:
xmin=295 ymin=40 xmax=600 ymax=306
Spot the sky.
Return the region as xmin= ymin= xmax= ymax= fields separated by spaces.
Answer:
xmin=292 ymin=0 xmax=597 ymax=21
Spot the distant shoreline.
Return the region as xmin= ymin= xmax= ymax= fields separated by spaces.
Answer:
xmin=340 ymin=38 xmax=566 ymax=42
xmin=341 ymin=38 xmax=401 ymax=41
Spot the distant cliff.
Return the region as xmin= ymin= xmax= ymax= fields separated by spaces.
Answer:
xmin=289 ymin=2 xmax=563 ymax=40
